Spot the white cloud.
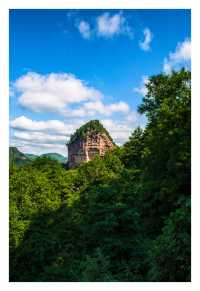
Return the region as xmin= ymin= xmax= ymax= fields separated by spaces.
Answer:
xmin=12 ymin=72 xmax=132 ymax=119
xmin=72 ymin=99 xmax=129 ymax=117
xmin=78 ymin=21 xmax=91 ymax=39
xmin=163 ymin=58 xmax=172 ymax=75
xmin=14 ymin=131 xmax=67 ymax=144
xmin=70 ymin=100 xmax=130 ymax=117
xmin=125 ymin=111 xmax=140 ymax=124
xmin=139 ymin=28 xmax=153 ymax=51
xmin=101 ymin=117 xmax=141 ymax=145
xmin=11 ymin=129 xmax=69 ymax=156
xmin=75 ymin=12 xmax=134 ymax=40
xmin=10 ymin=110 xmax=142 ymax=155
xmin=96 ymin=12 xmax=132 ymax=38
xmin=169 ymin=39 xmax=191 ymax=62
xmin=10 ymin=116 xmax=83 ymax=136
xmin=134 ymin=75 xmax=149 ymax=96
xmin=163 ymin=39 xmax=191 ymax=74
xmin=11 ymin=68 xmax=145 ymax=154
xmin=10 ymin=117 xmax=85 ymax=156
xmin=14 ymin=72 xmax=102 ymax=114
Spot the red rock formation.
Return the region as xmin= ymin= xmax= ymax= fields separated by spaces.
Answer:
xmin=67 ymin=132 xmax=115 ymax=168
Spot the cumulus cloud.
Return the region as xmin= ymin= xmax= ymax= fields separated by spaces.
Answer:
xmin=68 ymin=100 xmax=130 ymax=117
xmin=102 ymin=119 xmax=131 ymax=141
xmin=11 ymin=112 xmax=138 ymax=147
xmin=11 ymin=129 xmax=69 ymax=156
xmin=139 ymin=28 xmax=153 ymax=51
xmin=10 ymin=117 xmax=84 ymax=156
xmin=163 ymin=39 xmax=191 ymax=74
xmin=11 ymin=69 xmax=144 ymax=155
xmin=14 ymin=72 xmax=102 ymax=114
xmin=78 ymin=21 xmax=91 ymax=39
xmin=10 ymin=116 xmax=82 ymax=136
xmin=101 ymin=116 xmax=143 ymax=145
xmin=76 ymin=12 xmax=133 ymax=40
xmin=134 ymin=75 xmax=149 ymax=96
xmin=10 ymin=119 xmax=80 ymax=157
xmin=169 ymin=39 xmax=191 ymax=62
xmin=10 ymin=110 xmax=142 ymax=155
xmin=96 ymin=12 xmax=132 ymax=38
xmin=12 ymin=72 xmax=132 ymax=119
xmin=13 ymin=131 xmax=67 ymax=144
xmin=97 ymin=12 xmax=124 ymax=37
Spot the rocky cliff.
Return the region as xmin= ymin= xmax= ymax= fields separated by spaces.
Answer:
xmin=67 ymin=120 xmax=115 ymax=168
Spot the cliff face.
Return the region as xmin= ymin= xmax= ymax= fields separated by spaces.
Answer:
xmin=67 ymin=121 xmax=115 ymax=168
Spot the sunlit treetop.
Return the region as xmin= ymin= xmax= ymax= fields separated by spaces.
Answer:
xmin=68 ymin=119 xmax=115 ymax=145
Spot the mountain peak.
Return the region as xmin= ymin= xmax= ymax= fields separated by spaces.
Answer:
xmin=68 ymin=120 xmax=114 ymax=145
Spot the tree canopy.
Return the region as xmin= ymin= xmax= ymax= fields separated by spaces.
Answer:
xmin=10 ymin=70 xmax=191 ymax=282
xmin=68 ymin=119 xmax=114 ymax=145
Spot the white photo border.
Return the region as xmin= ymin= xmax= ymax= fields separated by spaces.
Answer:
xmin=0 ymin=0 xmax=198 ymax=290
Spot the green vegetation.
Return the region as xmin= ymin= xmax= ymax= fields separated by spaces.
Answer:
xmin=68 ymin=119 xmax=114 ymax=145
xmin=25 ymin=153 xmax=38 ymax=160
xmin=9 ymin=147 xmax=30 ymax=167
xmin=41 ymin=153 xmax=67 ymax=164
xmin=9 ymin=70 xmax=191 ymax=282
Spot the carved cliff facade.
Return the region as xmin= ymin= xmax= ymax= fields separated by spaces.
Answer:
xmin=67 ymin=132 xmax=115 ymax=168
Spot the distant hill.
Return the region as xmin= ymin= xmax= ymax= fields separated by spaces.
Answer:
xmin=25 ymin=153 xmax=67 ymax=163
xmin=9 ymin=147 xmax=67 ymax=166
xmin=9 ymin=147 xmax=31 ymax=166
xmin=40 ymin=153 xmax=67 ymax=163
xmin=25 ymin=154 xmax=38 ymax=160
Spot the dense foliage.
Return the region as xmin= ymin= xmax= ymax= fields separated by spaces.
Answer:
xmin=10 ymin=70 xmax=191 ymax=282
xmin=68 ymin=119 xmax=114 ymax=145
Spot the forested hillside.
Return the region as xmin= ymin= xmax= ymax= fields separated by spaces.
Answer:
xmin=9 ymin=70 xmax=191 ymax=282
xmin=10 ymin=149 xmax=67 ymax=166
xmin=9 ymin=147 xmax=30 ymax=167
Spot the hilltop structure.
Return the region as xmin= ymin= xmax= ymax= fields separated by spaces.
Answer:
xmin=67 ymin=120 xmax=115 ymax=168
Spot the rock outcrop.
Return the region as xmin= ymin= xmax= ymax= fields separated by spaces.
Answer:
xmin=67 ymin=120 xmax=115 ymax=168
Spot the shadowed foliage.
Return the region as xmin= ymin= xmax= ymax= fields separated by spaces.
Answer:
xmin=10 ymin=70 xmax=191 ymax=282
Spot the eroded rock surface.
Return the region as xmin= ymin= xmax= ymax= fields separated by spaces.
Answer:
xmin=68 ymin=127 xmax=115 ymax=168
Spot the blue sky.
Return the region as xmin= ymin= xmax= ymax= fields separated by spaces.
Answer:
xmin=9 ymin=9 xmax=191 ymax=156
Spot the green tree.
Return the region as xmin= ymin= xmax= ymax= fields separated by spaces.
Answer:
xmin=10 ymin=70 xmax=191 ymax=282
